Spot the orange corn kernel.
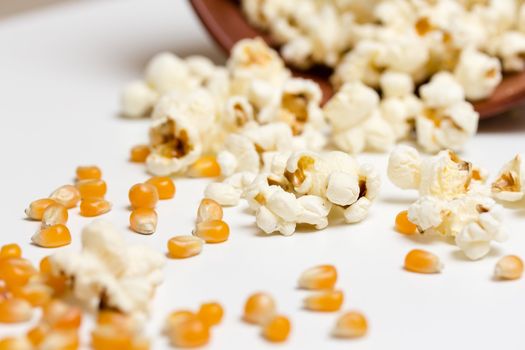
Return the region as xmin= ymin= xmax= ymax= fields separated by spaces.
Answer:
xmin=43 ymin=300 xmax=82 ymax=329
xmin=129 ymin=183 xmax=159 ymax=209
xmin=0 ymin=298 xmax=33 ymax=323
xmin=25 ymin=198 xmax=56 ymax=220
xmin=495 ymin=255 xmax=523 ymax=280
xmin=76 ymin=179 xmax=107 ymax=199
xmin=97 ymin=311 xmax=137 ymax=334
xmin=42 ymin=203 xmax=68 ymax=227
xmin=196 ymin=198 xmax=223 ymax=223
xmin=167 ymin=316 xmax=210 ymax=348
xmin=187 ymin=156 xmax=221 ymax=178
xmin=0 ymin=258 xmax=37 ymax=287
xmin=39 ymin=256 xmax=67 ymax=295
xmin=395 ymin=210 xmax=417 ymax=235
xmin=193 ymin=220 xmax=229 ymax=243
xmin=404 ymin=249 xmax=442 ymax=274
xmin=146 ymin=176 xmax=175 ymax=200
xmin=0 ymin=337 xmax=33 ymax=350
xmin=80 ymin=198 xmax=112 ymax=217
xmin=130 ymin=208 xmax=158 ymax=235
xmin=304 ymin=290 xmax=344 ymax=312
xmin=197 ymin=302 xmax=224 ymax=327
xmin=333 ymin=311 xmax=368 ymax=339
xmin=32 ymin=224 xmax=71 ymax=248
xmin=50 ymin=185 xmax=81 ymax=209
xmin=92 ymin=326 xmax=135 ymax=350
xmin=76 ymin=165 xmax=102 ymax=181
xmin=262 ymin=315 xmax=291 ymax=343
xmin=298 ymin=265 xmax=337 ymax=290
xmin=167 ymin=236 xmax=204 ymax=259
xmin=39 ymin=330 xmax=79 ymax=350
xmin=0 ymin=244 xmax=22 ymax=259
xmin=130 ymin=145 xmax=151 ymax=163
xmin=12 ymin=283 xmax=53 ymax=307
xmin=27 ymin=324 xmax=49 ymax=346
xmin=243 ymin=292 xmax=276 ymax=325
xmin=165 ymin=310 xmax=196 ymax=331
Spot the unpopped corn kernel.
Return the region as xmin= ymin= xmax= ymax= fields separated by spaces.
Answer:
xmin=262 ymin=315 xmax=291 ymax=343
xmin=332 ymin=311 xmax=368 ymax=339
xmin=167 ymin=236 xmax=203 ymax=259
xmin=49 ymin=185 xmax=81 ymax=209
xmin=129 ymin=183 xmax=159 ymax=209
xmin=25 ymin=198 xmax=57 ymax=220
xmin=130 ymin=208 xmax=158 ymax=235
xmin=193 ymin=220 xmax=230 ymax=243
xmin=130 ymin=145 xmax=151 ymax=163
xmin=76 ymin=165 xmax=102 ymax=181
xmin=187 ymin=156 xmax=221 ymax=178
xmin=42 ymin=203 xmax=68 ymax=228
xmin=395 ymin=210 xmax=417 ymax=235
xmin=80 ymin=198 xmax=112 ymax=217
xmin=0 ymin=243 xmax=22 ymax=259
xmin=0 ymin=298 xmax=33 ymax=323
xmin=298 ymin=265 xmax=337 ymax=290
xmin=146 ymin=176 xmax=176 ymax=200
xmin=32 ymin=224 xmax=72 ymax=248
xmin=243 ymin=292 xmax=276 ymax=325
xmin=196 ymin=198 xmax=223 ymax=223
xmin=494 ymin=255 xmax=523 ymax=280
xmin=197 ymin=302 xmax=224 ymax=327
xmin=76 ymin=179 xmax=107 ymax=199
xmin=404 ymin=249 xmax=442 ymax=274
xmin=304 ymin=290 xmax=344 ymax=312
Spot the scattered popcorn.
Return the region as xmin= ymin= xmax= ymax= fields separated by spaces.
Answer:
xmin=491 ymin=154 xmax=524 ymax=202
xmin=121 ymin=80 xmax=158 ymax=119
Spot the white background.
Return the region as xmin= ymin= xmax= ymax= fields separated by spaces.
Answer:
xmin=0 ymin=1 xmax=524 ymax=349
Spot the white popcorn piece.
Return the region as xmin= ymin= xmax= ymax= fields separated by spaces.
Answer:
xmin=255 ymin=186 xmax=303 ymax=236
xmin=380 ymin=71 xmax=415 ymax=99
xmin=387 ymin=145 xmax=422 ymax=190
xmin=222 ymin=96 xmax=256 ymax=131
xmin=120 ymin=81 xmax=158 ymax=118
xmin=144 ymin=52 xmax=195 ymax=94
xmin=491 ymin=154 xmax=525 ymax=202
xmin=217 ymin=133 xmax=259 ymax=177
xmin=204 ymin=171 xmax=257 ymax=206
xmin=420 ymin=72 xmax=465 ymax=109
xmin=296 ymin=195 xmax=332 ymax=229
xmin=492 ymin=31 xmax=525 ymax=72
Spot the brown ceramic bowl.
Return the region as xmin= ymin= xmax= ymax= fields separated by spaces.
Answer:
xmin=190 ymin=0 xmax=525 ymax=118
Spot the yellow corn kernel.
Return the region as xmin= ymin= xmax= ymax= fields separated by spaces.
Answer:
xmin=27 ymin=324 xmax=49 ymax=346
xmin=332 ymin=311 xmax=368 ymax=338
xmin=80 ymin=198 xmax=112 ymax=217
xmin=130 ymin=208 xmax=158 ymax=235
xmin=0 ymin=258 xmax=37 ymax=287
xmin=495 ymin=255 xmax=523 ymax=280
xmin=262 ymin=315 xmax=291 ymax=343
xmin=129 ymin=183 xmax=159 ymax=209
xmin=0 ymin=337 xmax=33 ymax=350
xmin=25 ymin=198 xmax=57 ymax=220
xmin=43 ymin=300 xmax=82 ymax=329
xmin=395 ymin=210 xmax=417 ymax=235
xmin=0 ymin=243 xmax=22 ymax=259
xmin=39 ymin=330 xmax=79 ymax=350
xmin=304 ymin=290 xmax=344 ymax=312
xmin=32 ymin=224 xmax=72 ymax=248
xmin=146 ymin=176 xmax=175 ymax=200
xmin=42 ymin=203 xmax=68 ymax=227
xmin=92 ymin=325 xmax=135 ymax=350
xmin=197 ymin=302 xmax=224 ymax=327
xmin=298 ymin=265 xmax=337 ymax=290
xmin=76 ymin=165 xmax=102 ymax=181
xmin=167 ymin=315 xmax=210 ymax=348
xmin=76 ymin=179 xmax=107 ymax=199
xmin=39 ymin=256 xmax=67 ymax=296
xmin=165 ymin=310 xmax=196 ymax=331
xmin=187 ymin=156 xmax=221 ymax=178
xmin=130 ymin=145 xmax=151 ymax=163
xmin=167 ymin=236 xmax=203 ymax=259
xmin=404 ymin=249 xmax=442 ymax=274
xmin=97 ymin=311 xmax=136 ymax=333
xmin=196 ymin=198 xmax=223 ymax=223
xmin=50 ymin=185 xmax=81 ymax=209
xmin=0 ymin=298 xmax=33 ymax=323
xmin=11 ymin=282 xmax=53 ymax=307
xmin=243 ymin=292 xmax=276 ymax=325
xmin=193 ymin=220 xmax=229 ymax=243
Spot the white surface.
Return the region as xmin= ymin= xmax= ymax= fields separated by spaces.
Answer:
xmin=1 ymin=1 xmax=525 ymax=349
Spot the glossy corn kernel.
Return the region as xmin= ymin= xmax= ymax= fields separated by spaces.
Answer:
xmin=165 ymin=310 xmax=196 ymax=331
xmin=0 ymin=258 xmax=37 ymax=287
xmin=0 ymin=337 xmax=33 ymax=350
xmin=167 ymin=316 xmax=210 ymax=348
xmin=39 ymin=330 xmax=79 ymax=350
xmin=304 ymin=290 xmax=344 ymax=312
xmin=187 ymin=156 xmax=221 ymax=178
xmin=92 ymin=326 xmax=135 ymax=350
xmin=129 ymin=183 xmax=159 ymax=209
xmin=76 ymin=165 xmax=102 ymax=181
xmin=146 ymin=176 xmax=175 ymax=200
xmin=404 ymin=249 xmax=442 ymax=274
xmin=243 ymin=292 xmax=276 ymax=325
xmin=395 ymin=210 xmax=417 ymax=235
xmin=197 ymin=302 xmax=224 ymax=327
xmin=42 ymin=203 xmax=68 ymax=227
xmin=25 ymin=198 xmax=56 ymax=220
xmin=97 ymin=311 xmax=135 ymax=331
xmin=32 ymin=224 xmax=71 ymax=248
xmin=193 ymin=220 xmax=229 ymax=243
xmin=333 ymin=311 xmax=368 ymax=338
xmin=50 ymin=185 xmax=81 ymax=209
xmin=298 ymin=265 xmax=337 ymax=290
xmin=80 ymin=198 xmax=112 ymax=217
xmin=76 ymin=179 xmax=107 ymax=199
xmin=494 ymin=255 xmax=523 ymax=280
xmin=0 ymin=298 xmax=33 ymax=323
xmin=129 ymin=208 xmax=158 ymax=235
xmin=0 ymin=244 xmax=22 ymax=259
xmin=167 ymin=236 xmax=203 ymax=259
xmin=130 ymin=145 xmax=151 ymax=163
xmin=43 ymin=300 xmax=82 ymax=329
xmin=27 ymin=324 xmax=50 ymax=346
xmin=196 ymin=198 xmax=223 ymax=223
xmin=12 ymin=283 xmax=53 ymax=307
xmin=262 ymin=315 xmax=291 ymax=343
xmin=39 ymin=256 xmax=67 ymax=295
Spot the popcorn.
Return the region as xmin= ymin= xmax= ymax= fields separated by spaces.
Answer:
xmin=121 ymin=81 xmax=158 ymax=118
xmin=144 ymin=52 xmax=195 ymax=95
xmin=492 ymin=154 xmax=524 ymax=202
xmin=205 ymin=172 xmax=257 ymax=206
xmin=491 ymin=31 xmax=525 ymax=72
xmin=255 ymin=186 xmax=304 ymax=236
xmin=387 ymin=146 xmax=422 ymax=190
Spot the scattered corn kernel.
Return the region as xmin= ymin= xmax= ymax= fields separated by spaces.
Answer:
xmin=167 ymin=236 xmax=203 ymax=259
xmin=38 ymin=330 xmax=79 ymax=350
xmin=304 ymin=290 xmax=344 ymax=312
xmin=0 ymin=258 xmax=37 ymax=287
xmin=92 ymin=326 xmax=136 ymax=350
xmin=97 ymin=311 xmax=136 ymax=332
xmin=187 ymin=156 xmax=221 ymax=178
xmin=32 ymin=224 xmax=71 ymax=248
xmin=76 ymin=179 xmax=107 ymax=199
xmin=80 ymin=198 xmax=112 ymax=217
xmin=262 ymin=315 xmax=291 ymax=343
xmin=130 ymin=208 xmax=158 ymax=235
xmin=27 ymin=324 xmax=49 ymax=346
xmin=395 ymin=210 xmax=417 ymax=235
xmin=494 ymin=255 xmax=523 ymax=280
xmin=50 ymin=185 xmax=81 ymax=209
xmin=12 ymin=283 xmax=53 ymax=307
xmin=0 ymin=337 xmax=33 ymax=350
xmin=333 ymin=311 xmax=368 ymax=339
xmin=193 ymin=220 xmax=229 ymax=243
xmin=42 ymin=203 xmax=68 ymax=227
xmin=165 ymin=310 xmax=196 ymax=331
xmin=25 ymin=198 xmax=56 ymax=220
xmin=76 ymin=165 xmax=102 ymax=181
xmin=0 ymin=298 xmax=33 ymax=323
xmin=146 ymin=176 xmax=175 ymax=200
xmin=167 ymin=315 xmax=210 ymax=348
xmin=43 ymin=300 xmax=82 ymax=329
xmin=39 ymin=256 xmax=67 ymax=295
xmin=197 ymin=302 xmax=223 ymax=327
xmin=243 ymin=292 xmax=276 ymax=325
xmin=130 ymin=145 xmax=151 ymax=163
xmin=0 ymin=244 xmax=22 ymax=259
xmin=196 ymin=198 xmax=223 ymax=223
xmin=404 ymin=249 xmax=442 ymax=274
xmin=298 ymin=265 xmax=337 ymax=290
xmin=129 ymin=183 xmax=159 ymax=209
